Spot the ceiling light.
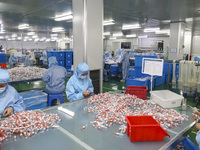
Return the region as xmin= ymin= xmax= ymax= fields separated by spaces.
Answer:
xmin=8 ymin=38 xmax=11 ymax=41
xmin=103 ymin=32 xmax=110 ymax=35
xmin=24 ymin=39 xmax=28 ymax=41
xmin=51 ymin=33 xmax=58 ymax=37
xmin=18 ymin=24 xmax=29 ymax=30
xmin=28 ymin=38 xmax=32 ymax=41
xmin=155 ymin=30 xmax=170 ymax=34
xmin=113 ymin=33 xmax=123 ymax=37
xmin=27 ymin=32 xmax=35 ymax=36
xmin=12 ymin=34 xmax=17 ymax=38
xmin=35 ymin=38 xmax=39 ymax=42
xmin=122 ymin=24 xmax=141 ymax=30
xmin=161 ymin=20 xmax=170 ymax=23
xmin=0 ymin=36 xmax=4 ymax=39
xmin=12 ymin=38 xmax=16 ymax=40
xmin=52 ymin=27 xmax=64 ymax=32
xmin=103 ymin=20 xmax=115 ymax=26
xmin=0 ymin=31 xmax=5 ymax=34
xmin=32 ymin=35 xmax=38 ymax=38
xmin=109 ymin=37 xmax=116 ymax=40
xmin=138 ymin=35 xmax=148 ymax=38
xmin=126 ymin=34 xmax=136 ymax=38
xmin=17 ymin=37 xmax=22 ymax=40
xmin=46 ymin=39 xmax=50 ymax=42
xmin=51 ymin=39 xmax=56 ymax=41
xmin=54 ymin=13 xmax=73 ymax=21
xmin=144 ymin=28 xmax=160 ymax=32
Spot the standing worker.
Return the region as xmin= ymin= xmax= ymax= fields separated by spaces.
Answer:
xmin=42 ymin=56 xmax=68 ymax=106
xmin=104 ymin=51 xmax=113 ymax=60
xmin=66 ymin=62 xmax=94 ymax=102
xmin=9 ymin=55 xmax=18 ymax=68
xmin=120 ymin=50 xmax=130 ymax=82
xmin=0 ymin=69 xmax=25 ymax=117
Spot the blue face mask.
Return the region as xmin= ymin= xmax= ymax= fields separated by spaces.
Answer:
xmin=0 ymin=87 xmax=6 ymax=93
xmin=80 ymin=76 xmax=87 ymax=79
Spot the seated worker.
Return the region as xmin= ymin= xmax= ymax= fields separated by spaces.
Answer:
xmin=66 ymin=62 xmax=94 ymax=102
xmin=104 ymin=51 xmax=112 ymax=60
xmin=42 ymin=56 xmax=67 ymax=105
xmin=9 ymin=55 xmax=18 ymax=68
xmin=0 ymin=69 xmax=25 ymax=117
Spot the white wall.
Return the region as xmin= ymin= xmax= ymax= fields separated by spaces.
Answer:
xmin=0 ymin=40 xmax=56 ymax=49
xmin=104 ymin=38 xmax=138 ymax=53
xmin=184 ymin=32 xmax=192 ymax=56
xmin=191 ymin=36 xmax=200 ymax=59
xmin=138 ymin=37 xmax=169 ymax=51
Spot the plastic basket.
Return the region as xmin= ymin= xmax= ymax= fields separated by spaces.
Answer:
xmin=66 ymin=59 xmax=72 ymax=66
xmin=182 ymin=137 xmax=198 ymax=150
xmin=134 ymin=67 xmax=142 ymax=78
xmin=125 ymin=86 xmax=147 ymax=99
xmin=66 ymin=51 xmax=73 ymax=59
xmin=163 ymin=62 xmax=173 ymax=74
xmin=1 ymin=63 xmax=7 ymax=68
xmin=154 ymin=76 xmax=165 ymax=87
xmin=164 ymin=73 xmax=172 ymax=83
xmin=57 ymin=60 xmax=65 ymax=67
xmin=135 ymin=55 xmax=157 ymax=67
xmin=126 ymin=116 xmax=170 ymax=142
xmin=110 ymin=65 xmax=118 ymax=72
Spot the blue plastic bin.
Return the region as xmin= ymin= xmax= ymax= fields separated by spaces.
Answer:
xmin=128 ymin=68 xmax=135 ymax=78
xmin=135 ymin=67 xmax=142 ymax=78
xmin=47 ymin=51 xmax=52 ymax=58
xmin=154 ymin=76 xmax=165 ymax=87
xmin=66 ymin=59 xmax=73 ymax=66
xmin=110 ymin=71 xmax=118 ymax=76
xmin=0 ymin=53 xmax=6 ymax=63
xmin=66 ymin=51 xmax=73 ymax=60
xmin=135 ymin=55 xmax=157 ymax=67
xmin=164 ymin=73 xmax=172 ymax=83
xmin=20 ymin=91 xmax=47 ymax=110
xmin=66 ymin=65 xmax=71 ymax=70
xmin=57 ymin=60 xmax=65 ymax=67
xmin=110 ymin=65 xmax=118 ymax=72
xmin=163 ymin=62 xmax=173 ymax=74
xmin=56 ymin=51 xmax=65 ymax=60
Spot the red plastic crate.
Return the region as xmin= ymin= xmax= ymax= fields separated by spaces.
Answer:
xmin=125 ymin=86 xmax=147 ymax=99
xmin=126 ymin=116 xmax=170 ymax=142
xmin=1 ymin=63 xmax=7 ymax=68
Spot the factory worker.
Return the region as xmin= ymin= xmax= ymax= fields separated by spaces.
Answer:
xmin=9 ymin=55 xmax=18 ymax=68
xmin=0 ymin=69 xmax=25 ymax=117
xmin=120 ymin=50 xmax=130 ymax=82
xmin=66 ymin=62 xmax=94 ymax=102
xmin=129 ymin=49 xmax=135 ymax=58
xmin=24 ymin=53 xmax=33 ymax=66
xmin=104 ymin=51 xmax=112 ymax=60
xmin=43 ymin=56 xmax=67 ymax=105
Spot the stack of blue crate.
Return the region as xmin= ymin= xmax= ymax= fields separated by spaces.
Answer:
xmin=0 ymin=53 xmax=6 ymax=66
xmin=54 ymin=51 xmax=65 ymax=67
xmin=110 ymin=65 xmax=118 ymax=76
xmin=65 ymin=50 xmax=73 ymax=70
xmin=163 ymin=62 xmax=173 ymax=83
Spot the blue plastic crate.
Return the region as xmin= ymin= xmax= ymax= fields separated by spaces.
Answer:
xmin=56 ymin=51 xmax=65 ymax=60
xmin=0 ymin=54 xmax=6 ymax=63
xmin=47 ymin=51 xmax=52 ymax=58
xmin=66 ymin=51 xmax=73 ymax=60
xmin=110 ymin=71 xmax=118 ymax=76
xmin=20 ymin=91 xmax=47 ymax=110
xmin=163 ymin=62 xmax=173 ymax=74
xmin=57 ymin=60 xmax=65 ymax=66
xmin=164 ymin=73 xmax=172 ymax=83
xmin=66 ymin=65 xmax=71 ymax=70
xmin=110 ymin=65 xmax=118 ymax=72
xmin=154 ymin=76 xmax=165 ymax=87
xmin=128 ymin=69 xmax=135 ymax=78
xmin=135 ymin=55 xmax=157 ymax=67
xmin=126 ymin=77 xmax=154 ymax=90
xmin=66 ymin=59 xmax=73 ymax=66
xmin=135 ymin=67 xmax=142 ymax=78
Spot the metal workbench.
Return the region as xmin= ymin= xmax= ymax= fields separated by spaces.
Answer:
xmin=1 ymin=100 xmax=196 ymax=150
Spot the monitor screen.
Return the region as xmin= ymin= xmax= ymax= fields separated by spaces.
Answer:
xmin=121 ymin=42 xmax=131 ymax=49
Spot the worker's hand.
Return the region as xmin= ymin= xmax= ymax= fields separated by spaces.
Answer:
xmin=192 ymin=111 xmax=200 ymax=120
xmin=83 ymin=90 xmax=92 ymax=97
xmin=196 ymin=123 xmax=200 ymax=131
xmin=3 ymin=107 xmax=14 ymax=117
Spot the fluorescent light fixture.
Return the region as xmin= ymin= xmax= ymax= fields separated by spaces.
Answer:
xmin=138 ymin=35 xmax=148 ymax=38
xmin=51 ymin=39 xmax=56 ymax=41
xmin=46 ymin=39 xmax=50 ymax=42
xmin=144 ymin=28 xmax=160 ymax=32
xmin=0 ymin=31 xmax=5 ymax=34
xmin=34 ymin=38 xmax=39 ymax=42
xmin=113 ymin=33 xmax=123 ymax=37
xmin=52 ymin=27 xmax=64 ymax=32
xmin=17 ymin=37 xmax=22 ymax=40
xmin=27 ymin=32 xmax=35 ymax=36
xmin=18 ymin=24 xmax=29 ymax=30
xmin=12 ymin=38 xmax=16 ymax=40
xmin=12 ymin=34 xmax=17 ymax=38
xmin=122 ymin=24 xmax=141 ymax=30
xmin=126 ymin=34 xmax=136 ymax=38
xmin=51 ymin=33 xmax=58 ymax=37
xmin=109 ymin=37 xmax=116 ymax=40
xmin=24 ymin=39 xmax=28 ymax=41
xmin=28 ymin=38 xmax=32 ymax=41
xmin=103 ymin=32 xmax=110 ymax=36
xmin=32 ymin=35 xmax=38 ymax=38
xmin=54 ymin=13 xmax=73 ymax=21
xmin=103 ymin=20 xmax=115 ymax=26
xmin=8 ymin=38 xmax=11 ymax=41
xmin=161 ymin=20 xmax=170 ymax=23
xmin=0 ymin=36 xmax=4 ymax=39
xmin=155 ymin=30 xmax=170 ymax=34
xmin=39 ymin=38 xmax=45 ymax=42
xmin=24 ymin=36 xmax=29 ymax=39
